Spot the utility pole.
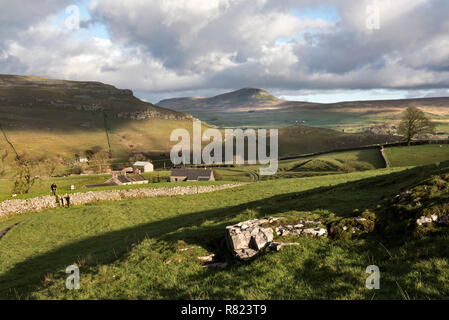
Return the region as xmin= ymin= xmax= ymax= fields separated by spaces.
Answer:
xmin=0 ymin=122 xmax=20 ymax=159
xmin=103 ymin=111 xmax=112 ymax=158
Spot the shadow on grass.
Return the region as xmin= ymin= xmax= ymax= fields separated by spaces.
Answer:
xmin=0 ymin=163 xmax=448 ymax=299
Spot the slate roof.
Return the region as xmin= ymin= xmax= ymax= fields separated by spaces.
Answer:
xmin=171 ymin=169 xmax=212 ymax=180
xmin=117 ymin=173 xmax=147 ymax=184
xmin=133 ymin=161 xmax=152 ymax=166
xmin=85 ymin=182 xmax=118 ymax=188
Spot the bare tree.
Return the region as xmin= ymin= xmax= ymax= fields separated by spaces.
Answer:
xmin=397 ymin=107 xmax=436 ymax=145
xmin=0 ymin=150 xmax=8 ymax=177
xmin=89 ymin=150 xmax=111 ymax=173
xmin=40 ymin=158 xmax=59 ymax=177
xmin=12 ymin=158 xmax=39 ymax=194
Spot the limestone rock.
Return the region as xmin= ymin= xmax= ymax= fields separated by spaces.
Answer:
xmin=198 ymin=254 xmax=215 ymax=263
xmin=269 ymin=242 xmax=300 ymax=252
xmin=416 ymin=216 xmax=434 ymax=226
xmin=275 ymin=220 xmax=327 ymax=238
xmin=416 ymin=214 xmax=449 ymax=226
xmin=302 ymin=227 xmax=327 ymax=237
xmin=249 ymin=228 xmax=274 ymax=250
xmin=226 ymin=217 xmax=281 ymax=260
xmin=235 ymin=248 xmax=258 ymax=261
xmin=226 ymin=216 xmax=327 ymax=260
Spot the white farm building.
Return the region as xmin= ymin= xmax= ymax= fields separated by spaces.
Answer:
xmin=133 ymin=161 xmax=154 ymax=173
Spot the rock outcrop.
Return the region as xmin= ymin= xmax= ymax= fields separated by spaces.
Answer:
xmin=226 ymin=217 xmax=327 ymax=260
xmin=416 ymin=214 xmax=448 ymax=226
xmin=225 ymin=218 xmax=278 ymax=260
xmin=275 ymin=220 xmax=327 ymax=238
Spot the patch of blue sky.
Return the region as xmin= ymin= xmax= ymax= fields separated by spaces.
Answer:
xmin=51 ymin=0 xmax=109 ymax=40
xmin=290 ymin=3 xmax=340 ymax=22
xmin=276 ymin=4 xmax=339 ymax=44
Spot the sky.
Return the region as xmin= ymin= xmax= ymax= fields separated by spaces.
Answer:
xmin=0 ymin=0 xmax=448 ymax=103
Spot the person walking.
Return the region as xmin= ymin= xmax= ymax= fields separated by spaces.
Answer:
xmin=51 ymin=183 xmax=57 ymax=196
xmin=64 ymin=194 xmax=71 ymax=208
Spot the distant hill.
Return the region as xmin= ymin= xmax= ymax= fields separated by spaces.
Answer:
xmin=158 ymin=87 xmax=289 ymax=112
xmin=156 ymin=88 xmax=449 ymax=133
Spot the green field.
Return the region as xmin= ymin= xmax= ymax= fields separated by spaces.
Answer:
xmin=0 ymin=171 xmax=237 ymax=202
xmin=1 ymin=161 xmax=449 ymax=299
xmin=385 ymin=145 xmax=449 ymax=167
xmin=214 ymin=149 xmax=386 ymax=182
xmin=1 ymin=145 xmax=446 ymax=201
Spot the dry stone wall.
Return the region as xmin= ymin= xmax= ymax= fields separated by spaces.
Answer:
xmin=0 ymin=184 xmax=244 ymax=218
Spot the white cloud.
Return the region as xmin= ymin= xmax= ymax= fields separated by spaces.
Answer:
xmin=0 ymin=0 xmax=448 ymax=100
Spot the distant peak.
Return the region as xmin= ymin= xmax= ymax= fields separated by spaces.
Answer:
xmin=215 ymin=87 xmax=279 ymax=101
xmin=236 ymin=87 xmax=269 ymax=94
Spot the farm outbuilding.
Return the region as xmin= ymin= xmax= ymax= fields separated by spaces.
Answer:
xmin=133 ymin=161 xmax=154 ymax=173
xmin=170 ymin=169 xmax=215 ymax=182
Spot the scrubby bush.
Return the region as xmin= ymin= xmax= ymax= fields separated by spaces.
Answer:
xmin=328 ymin=211 xmax=376 ymax=240
xmin=361 ymin=209 xmax=376 ymax=221
xmin=328 ymin=218 xmax=356 ymax=240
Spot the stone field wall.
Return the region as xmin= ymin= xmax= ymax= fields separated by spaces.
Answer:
xmin=0 ymin=184 xmax=244 ymax=218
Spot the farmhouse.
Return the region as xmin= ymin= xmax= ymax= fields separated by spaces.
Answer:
xmin=75 ymin=155 xmax=89 ymax=163
xmin=133 ymin=161 xmax=154 ymax=173
xmin=170 ymin=168 xmax=215 ymax=182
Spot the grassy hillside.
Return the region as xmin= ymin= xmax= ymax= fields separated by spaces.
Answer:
xmin=215 ymin=149 xmax=386 ymax=182
xmin=278 ymin=126 xmax=399 ymax=157
xmin=1 ymin=162 xmax=449 ymax=299
xmin=0 ymin=74 xmax=213 ymax=172
xmin=385 ymin=145 xmax=449 ymax=167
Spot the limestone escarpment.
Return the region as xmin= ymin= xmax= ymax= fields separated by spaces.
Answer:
xmin=0 ymin=74 xmax=191 ymax=121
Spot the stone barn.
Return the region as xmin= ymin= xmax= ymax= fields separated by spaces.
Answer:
xmin=133 ymin=161 xmax=154 ymax=173
xmin=170 ymin=169 xmax=215 ymax=182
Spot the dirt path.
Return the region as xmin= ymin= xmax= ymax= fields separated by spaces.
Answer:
xmin=0 ymin=222 xmax=21 ymax=240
